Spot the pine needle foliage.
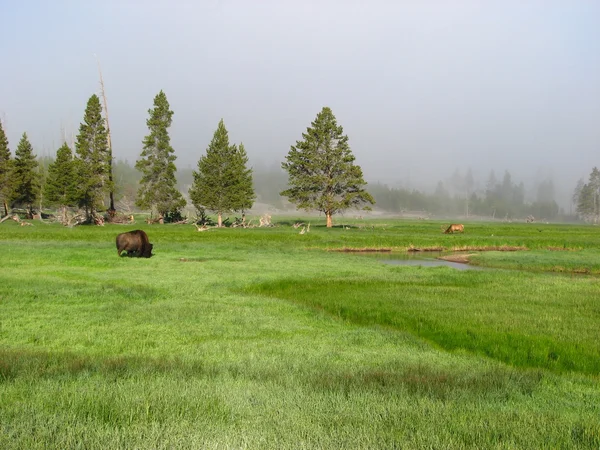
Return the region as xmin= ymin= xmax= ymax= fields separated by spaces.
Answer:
xmin=0 ymin=121 xmax=12 ymax=215
xmin=11 ymin=132 xmax=40 ymax=214
xmin=189 ymin=120 xmax=254 ymax=226
xmin=281 ymin=106 xmax=374 ymax=227
xmin=44 ymin=143 xmax=78 ymax=211
xmin=74 ymin=94 xmax=112 ymax=218
xmin=135 ymin=90 xmax=185 ymax=219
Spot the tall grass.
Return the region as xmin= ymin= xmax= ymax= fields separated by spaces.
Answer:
xmin=0 ymin=219 xmax=599 ymax=448
xmin=248 ymin=269 xmax=600 ymax=374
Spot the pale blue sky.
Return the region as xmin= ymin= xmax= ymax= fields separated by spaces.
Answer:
xmin=1 ymin=0 xmax=599 ymax=204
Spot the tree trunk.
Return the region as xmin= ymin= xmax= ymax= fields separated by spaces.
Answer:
xmin=3 ymin=200 xmax=7 ymax=217
xmin=218 ymin=213 xmax=222 ymax=227
xmin=96 ymin=55 xmax=115 ymax=214
xmin=326 ymin=212 xmax=332 ymax=228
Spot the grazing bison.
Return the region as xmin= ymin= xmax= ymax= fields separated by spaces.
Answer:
xmin=116 ymin=230 xmax=153 ymax=258
xmin=444 ymin=224 xmax=465 ymax=234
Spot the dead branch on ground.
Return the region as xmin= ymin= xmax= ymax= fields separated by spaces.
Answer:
xmin=259 ymin=214 xmax=272 ymax=227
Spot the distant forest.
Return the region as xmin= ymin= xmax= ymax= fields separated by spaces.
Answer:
xmin=100 ymin=159 xmax=568 ymax=221
xmin=2 ymin=88 xmax=597 ymax=224
xmin=14 ymin=147 xmax=600 ymax=224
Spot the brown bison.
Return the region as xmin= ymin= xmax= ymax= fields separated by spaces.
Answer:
xmin=443 ymin=224 xmax=465 ymax=234
xmin=116 ymin=230 xmax=153 ymax=258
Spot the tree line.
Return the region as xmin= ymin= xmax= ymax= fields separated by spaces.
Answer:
xmin=1 ymin=89 xmax=591 ymax=226
xmin=0 ymin=95 xmax=373 ymax=227
xmin=573 ymin=168 xmax=600 ymax=223
xmin=368 ymin=172 xmax=561 ymax=221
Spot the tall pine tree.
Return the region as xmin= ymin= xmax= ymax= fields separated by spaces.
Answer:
xmin=577 ymin=183 xmax=594 ymax=221
xmin=74 ymin=94 xmax=111 ymax=220
xmin=189 ymin=119 xmax=250 ymax=226
xmin=281 ymin=107 xmax=374 ymax=227
xmin=44 ymin=143 xmax=78 ymax=222
xmin=0 ymin=120 xmax=11 ymax=216
xmin=230 ymin=142 xmax=255 ymax=215
xmin=576 ymin=167 xmax=600 ymax=222
xmin=11 ymin=133 xmax=40 ymax=216
xmin=135 ymin=90 xmax=185 ymax=220
xmin=589 ymin=167 xmax=600 ymax=222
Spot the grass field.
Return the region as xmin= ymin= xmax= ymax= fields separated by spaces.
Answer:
xmin=0 ymin=217 xmax=599 ymax=448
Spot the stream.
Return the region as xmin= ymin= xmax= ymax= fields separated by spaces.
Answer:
xmin=362 ymin=252 xmax=485 ymax=271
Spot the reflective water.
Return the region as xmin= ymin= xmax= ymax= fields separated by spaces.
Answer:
xmin=363 ymin=252 xmax=485 ymax=271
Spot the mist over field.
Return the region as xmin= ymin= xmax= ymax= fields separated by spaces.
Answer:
xmin=1 ymin=0 xmax=599 ymax=211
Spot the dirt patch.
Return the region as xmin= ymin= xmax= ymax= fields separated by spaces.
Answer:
xmin=330 ymin=248 xmax=392 ymax=253
xmin=437 ymin=253 xmax=476 ymax=264
xmin=449 ymin=245 xmax=527 ymax=252
xmin=547 ymin=246 xmax=576 ymax=251
xmin=403 ymin=245 xmax=527 ymax=252
xmin=407 ymin=246 xmax=444 ymax=252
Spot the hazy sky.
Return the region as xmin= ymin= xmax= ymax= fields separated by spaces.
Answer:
xmin=1 ymin=0 xmax=599 ymax=205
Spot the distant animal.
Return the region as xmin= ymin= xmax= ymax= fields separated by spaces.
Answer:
xmin=444 ymin=224 xmax=464 ymax=234
xmin=116 ymin=230 xmax=153 ymax=257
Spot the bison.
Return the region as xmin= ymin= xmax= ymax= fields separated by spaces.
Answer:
xmin=116 ymin=230 xmax=153 ymax=258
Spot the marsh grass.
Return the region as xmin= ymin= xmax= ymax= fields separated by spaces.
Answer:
xmin=249 ymin=270 xmax=600 ymax=374
xmin=1 ymin=219 xmax=599 ymax=448
xmin=469 ymin=249 xmax=600 ymax=274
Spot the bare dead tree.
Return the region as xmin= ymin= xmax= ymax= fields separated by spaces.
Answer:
xmin=95 ymin=54 xmax=115 ymax=215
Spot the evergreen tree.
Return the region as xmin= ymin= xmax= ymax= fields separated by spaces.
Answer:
xmin=44 ymin=143 xmax=78 ymax=221
xmin=189 ymin=119 xmax=241 ymax=227
xmin=11 ymin=133 xmax=40 ymax=215
xmin=37 ymin=155 xmax=53 ymax=213
xmin=536 ymin=179 xmax=556 ymax=204
xmin=588 ymin=167 xmax=600 ymax=221
xmin=281 ymin=107 xmax=374 ymax=227
xmin=577 ymin=183 xmax=595 ymax=221
xmin=135 ymin=90 xmax=185 ymax=220
xmin=572 ymin=178 xmax=584 ymax=214
xmin=230 ymin=142 xmax=255 ymax=214
xmin=464 ymin=168 xmax=474 ymax=217
xmin=0 ymin=121 xmax=11 ymax=216
xmin=484 ymin=170 xmax=498 ymax=209
xmin=74 ymin=94 xmax=111 ymax=219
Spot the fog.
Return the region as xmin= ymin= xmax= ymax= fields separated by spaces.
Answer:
xmin=1 ymin=0 xmax=599 ymax=210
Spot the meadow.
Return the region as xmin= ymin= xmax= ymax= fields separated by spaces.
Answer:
xmin=0 ymin=216 xmax=599 ymax=449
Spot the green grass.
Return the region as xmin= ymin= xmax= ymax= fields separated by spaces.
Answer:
xmin=249 ymin=270 xmax=600 ymax=374
xmin=0 ymin=218 xmax=599 ymax=448
xmin=469 ymin=248 xmax=600 ymax=274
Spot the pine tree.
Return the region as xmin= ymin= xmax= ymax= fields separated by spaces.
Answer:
xmin=577 ymin=183 xmax=594 ymax=221
xmin=189 ymin=119 xmax=241 ymax=227
xmin=135 ymin=90 xmax=185 ymax=220
xmin=281 ymin=107 xmax=374 ymax=227
xmin=588 ymin=167 xmax=600 ymax=222
xmin=572 ymin=178 xmax=584 ymax=215
xmin=74 ymin=94 xmax=111 ymax=220
xmin=230 ymin=142 xmax=255 ymax=214
xmin=0 ymin=120 xmax=12 ymax=216
xmin=485 ymin=170 xmax=498 ymax=204
xmin=464 ymin=168 xmax=474 ymax=217
xmin=44 ymin=143 xmax=78 ymax=222
xmin=11 ymin=133 xmax=40 ymax=215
